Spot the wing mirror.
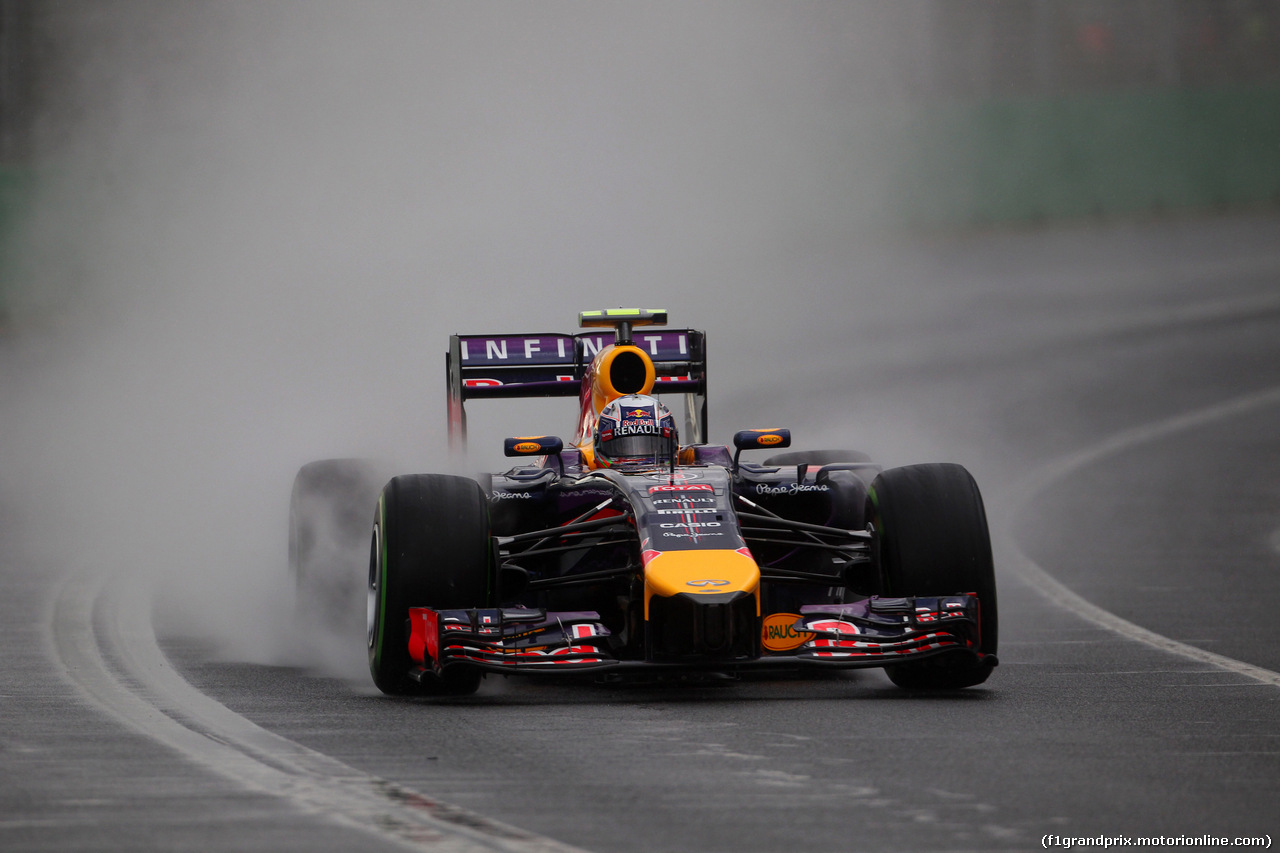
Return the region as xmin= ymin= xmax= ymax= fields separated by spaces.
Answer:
xmin=504 ymin=435 xmax=564 ymax=456
xmin=732 ymin=429 xmax=790 ymax=473
xmin=504 ymin=435 xmax=565 ymax=473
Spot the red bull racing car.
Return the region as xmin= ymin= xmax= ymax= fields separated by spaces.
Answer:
xmin=292 ymin=309 xmax=998 ymax=696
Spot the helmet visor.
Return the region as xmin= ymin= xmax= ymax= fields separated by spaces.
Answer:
xmin=598 ymin=432 xmax=674 ymax=467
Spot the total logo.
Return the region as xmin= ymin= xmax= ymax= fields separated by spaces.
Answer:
xmin=649 ymin=483 xmax=714 ymax=493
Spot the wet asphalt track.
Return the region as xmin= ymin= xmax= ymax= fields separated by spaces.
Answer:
xmin=4 ymin=215 xmax=1280 ymax=852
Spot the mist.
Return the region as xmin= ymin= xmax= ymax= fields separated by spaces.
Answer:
xmin=0 ymin=3 xmax=908 ymax=681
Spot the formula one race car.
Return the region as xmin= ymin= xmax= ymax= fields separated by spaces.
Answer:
xmin=290 ymin=309 xmax=997 ymax=696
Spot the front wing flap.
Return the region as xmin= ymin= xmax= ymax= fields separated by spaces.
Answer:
xmin=408 ymin=607 xmax=616 ymax=673
xmin=406 ymin=594 xmax=989 ymax=678
xmin=794 ymin=595 xmax=987 ymax=663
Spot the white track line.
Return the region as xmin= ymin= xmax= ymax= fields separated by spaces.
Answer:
xmin=47 ymin=566 xmax=589 ymax=853
xmin=1003 ymin=385 xmax=1280 ymax=688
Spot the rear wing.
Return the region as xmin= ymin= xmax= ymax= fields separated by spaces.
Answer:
xmin=447 ymin=329 xmax=708 ymax=449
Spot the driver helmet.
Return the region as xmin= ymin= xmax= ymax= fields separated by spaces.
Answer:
xmin=593 ymin=395 xmax=677 ymax=470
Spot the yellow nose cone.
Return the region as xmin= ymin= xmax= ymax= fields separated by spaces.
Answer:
xmin=643 ymin=549 xmax=760 ymax=618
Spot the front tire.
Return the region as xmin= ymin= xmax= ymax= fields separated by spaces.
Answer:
xmin=367 ymin=474 xmax=491 ymax=696
xmin=868 ymin=463 xmax=997 ymax=690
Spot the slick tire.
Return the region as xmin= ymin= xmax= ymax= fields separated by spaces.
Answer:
xmin=867 ymin=463 xmax=998 ymax=690
xmin=289 ymin=459 xmax=390 ymax=633
xmin=367 ymin=474 xmax=491 ymax=696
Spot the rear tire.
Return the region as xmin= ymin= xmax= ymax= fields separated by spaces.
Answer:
xmin=367 ymin=474 xmax=491 ymax=696
xmin=867 ymin=463 xmax=997 ymax=690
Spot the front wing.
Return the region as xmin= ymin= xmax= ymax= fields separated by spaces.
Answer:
xmin=406 ymin=594 xmax=991 ymax=680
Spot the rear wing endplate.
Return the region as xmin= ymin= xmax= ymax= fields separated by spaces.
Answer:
xmin=447 ymin=329 xmax=707 ymax=449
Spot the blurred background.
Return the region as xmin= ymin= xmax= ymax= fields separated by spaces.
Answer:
xmin=2 ymin=9 xmax=1278 ymax=850
xmin=1 ymin=1 xmax=1278 ymax=660
xmin=5 ymin=0 xmax=1280 ymax=272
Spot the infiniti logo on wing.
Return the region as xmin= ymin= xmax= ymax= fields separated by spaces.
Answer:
xmin=686 ymin=579 xmax=730 ymax=587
